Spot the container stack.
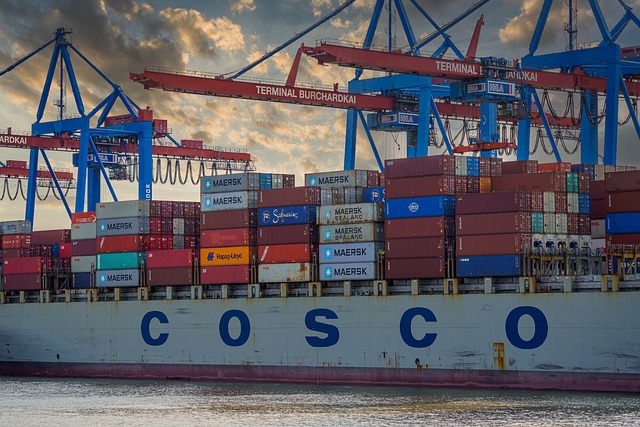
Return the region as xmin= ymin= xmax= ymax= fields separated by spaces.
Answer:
xmin=146 ymin=248 xmax=195 ymax=286
xmin=605 ymin=170 xmax=640 ymax=248
xmin=2 ymin=220 xmax=39 ymax=291
xmin=30 ymin=229 xmax=71 ymax=275
xmin=257 ymin=186 xmax=320 ymax=283
xmin=590 ymin=179 xmax=606 ymax=250
xmin=70 ymin=212 xmax=97 ymax=288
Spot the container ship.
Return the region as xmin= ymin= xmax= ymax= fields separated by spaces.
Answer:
xmin=1 ymin=155 xmax=640 ymax=393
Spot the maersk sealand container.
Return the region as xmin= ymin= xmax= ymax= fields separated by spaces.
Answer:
xmin=385 ymin=196 xmax=455 ymax=219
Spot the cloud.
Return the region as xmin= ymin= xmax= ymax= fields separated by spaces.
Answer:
xmin=498 ymin=0 xmax=567 ymax=54
xmin=231 ymin=0 xmax=256 ymax=13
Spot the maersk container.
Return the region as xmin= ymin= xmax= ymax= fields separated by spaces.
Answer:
xmin=71 ymin=256 xmax=96 ymax=273
xmin=201 ymin=191 xmax=258 ymax=212
xmin=258 ymin=187 xmax=321 ymax=208
xmin=305 ymin=169 xmax=369 ymax=188
xmin=96 ymin=200 xmax=150 ymax=219
xmin=258 ymin=224 xmax=318 ymax=245
xmin=456 ymin=212 xmax=532 ymax=236
xmin=320 ymin=188 xmax=333 ymax=205
xmin=259 ymin=262 xmax=313 ymax=282
xmin=319 ymin=242 xmax=382 ymax=264
xmin=259 ymin=244 xmax=317 ymax=264
xmin=200 ymin=173 xmax=260 ymax=194
xmin=385 ymin=237 xmax=449 ymax=259
xmin=96 ymin=252 xmax=146 ymax=270
xmin=456 ymin=254 xmax=524 ymax=278
xmin=96 ymin=217 xmax=150 ymax=237
xmin=456 ymin=191 xmax=530 ymax=215
xmin=385 ymin=257 xmax=446 ymax=279
xmin=96 ymin=269 xmax=141 ymax=287
xmin=385 ymin=217 xmax=455 ymax=239
xmin=385 ymin=196 xmax=454 ymax=219
xmin=146 ymin=249 xmax=193 ymax=269
xmin=385 ymin=175 xmax=455 ymax=198
xmin=72 ymin=239 xmax=97 ymax=256
xmin=606 ymin=213 xmax=640 ymax=234
xmin=3 ymin=273 xmax=41 ymax=291
xmin=321 ymin=262 xmax=376 ymax=281
xmin=258 ymin=205 xmax=316 ymax=227
xmin=147 ymin=267 xmax=193 ymax=286
xmin=201 ymin=228 xmax=256 ymax=247
xmin=384 ymin=155 xmax=455 ymax=178
xmin=319 ymin=223 xmax=384 ymax=243
xmin=319 ymin=203 xmax=384 ymax=225
xmin=201 ymin=209 xmax=257 ymax=230
xmin=1 ymin=220 xmax=31 ymax=235
xmin=363 ymin=186 xmax=385 ymax=203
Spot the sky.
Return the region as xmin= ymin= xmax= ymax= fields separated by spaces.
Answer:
xmin=0 ymin=0 xmax=639 ymax=229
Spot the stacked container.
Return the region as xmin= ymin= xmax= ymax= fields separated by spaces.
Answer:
xmin=605 ymin=170 xmax=640 ymax=248
xmin=30 ymin=229 xmax=71 ymax=276
xmin=146 ymin=248 xmax=195 ymax=286
xmin=1 ymin=220 xmax=38 ymax=290
xmin=71 ymin=212 xmax=97 ymax=288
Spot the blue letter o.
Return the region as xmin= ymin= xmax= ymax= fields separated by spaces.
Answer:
xmin=505 ymin=306 xmax=548 ymax=350
xmin=219 ymin=309 xmax=250 ymax=347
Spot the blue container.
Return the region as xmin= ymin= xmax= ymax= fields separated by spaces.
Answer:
xmin=456 ymin=254 xmax=525 ymax=278
xmin=73 ymin=272 xmax=92 ymax=289
xmin=571 ymin=163 xmax=596 ymax=181
xmin=364 ymin=186 xmax=385 ymax=203
xmin=385 ymin=195 xmax=455 ymax=219
xmin=466 ymin=157 xmax=480 ymax=177
xmin=608 ymin=257 xmax=640 ymax=274
xmin=258 ymin=205 xmax=317 ymax=227
xmin=606 ymin=213 xmax=640 ymax=234
xmin=51 ymin=244 xmax=60 ymax=258
xmin=579 ymin=193 xmax=591 ymax=215
xmin=259 ymin=173 xmax=273 ymax=189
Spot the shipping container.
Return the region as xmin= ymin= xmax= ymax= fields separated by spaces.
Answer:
xmin=258 ymin=244 xmax=317 ymax=264
xmin=457 ymin=234 xmax=532 ymax=256
xmin=385 ymin=257 xmax=446 ymax=279
xmin=201 ymin=173 xmax=260 ymax=194
xmin=4 ymin=273 xmax=41 ymax=291
xmin=467 ymin=157 xmax=479 ymax=177
xmin=319 ymin=222 xmax=384 ymax=244
xmin=146 ymin=249 xmax=193 ymax=269
xmin=319 ymin=203 xmax=384 ymax=225
xmin=531 ymin=212 xmax=545 ymax=234
xmin=259 ymin=262 xmax=313 ymax=282
xmin=456 ymin=212 xmax=532 ymax=235
xmin=319 ymin=242 xmax=383 ymax=264
xmin=543 ymin=191 xmax=556 ymax=212
xmin=3 ymin=257 xmax=42 ymax=275
xmin=363 ymin=186 xmax=385 ymax=203
xmin=385 ymin=237 xmax=450 ymax=259
xmin=321 ymin=262 xmax=377 ymax=281
xmin=30 ymin=229 xmax=70 ymax=245
xmin=201 ymin=265 xmax=251 ymax=285
xmin=200 ymin=246 xmax=255 ymax=266
xmin=258 ymin=224 xmax=318 ymax=245
xmin=71 ymin=256 xmax=96 ymax=273
xmin=455 ymin=156 xmax=468 ymax=176
xmin=538 ymin=162 xmax=572 ymax=173
xmin=96 ymin=217 xmax=150 ymax=237
xmin=96 ymin=252 xmax=146 ymax=270
xmin=605 ymin=170 xmax=640 ymax=193
xmin=59 ymin=243 xmax=72 ymax=258
xmin=96 ymin=200 xmax=150 ymax=219
xmin=172 ymin=218 xmax=185 ymax=235
xmin=72 ymin=272 xmax=92 ymax=289
xmin=385 ymin=175 xmax=455 ymax=198
xmin=385 ymin=217 xmax=455 ymax=239
xmin=201 ymin=228 xmax=256 ymax=247
xmin=258 ymin=205 xmax=317 ymax=227
xmin=147 ymin=267 xmax=193 ymax=286
xmin=385 ymin=196 xmax=454 ymax=219
xmin=555 ymin=192 xmax=567 ymax=213
xmin=456 ymin=191 xmax=530 ymax=215
xmin=491 ymin=172 xmax=567 ymax=192
xmin=543 ymin=213 xmax=557 ymax=233
xmin=567 ymin=193 xmax=580 ymax=214
xmin=72 ymin=239 xmax=98 ymax=256
xmin=201 ymin=191 xmax=258 ymax=212
xmin=71 ymin=211 xmax=96 ymax=224
xmin=591 ymin=199 xmax=606 ymax=218
xmin=556 ymin=213 xmax=568 ymax=234
xmin=384 ymin=155 xmax=455 ymax=178
xmin=2 ymin=234 xmax=31 ymax=249
xmin=607 ymin=233 xmax=640 ymax=246
xmin=579 ymin=193 xmax=591 ymax=214
xmin=258 ymin=187 xmax=321 ymax=208
xmin=456 ymin=255 xmax=525 ymax=277
xmin=305 ymin=169 xmax=369 ymax=188
xmin=606 ymin=213 xmax=640 ymax=234
xmin=71 ymin=222 xmax=97 ymax=240
xmin=1 ymin=220 xmax=31 ymax=235
xmin=96 ymin=269 xmax=141 ymax=287
xmin=502 ymin=160 xmax=538 ymax=175
xmin=201 ymin=209 xmax=257 ymax=230
xmin=606 ymin=191 xmax=640 ymax=213
xmin=590 ymin=179 xmax=605 ymax=199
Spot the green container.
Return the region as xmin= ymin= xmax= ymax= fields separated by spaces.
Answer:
xmin=531 ymin=212 xmax=545 ymax=234
xmin=96 ymin=252 xmax=146 ymax=270
xmin=566 ymin=172 xmax=579 ymax=193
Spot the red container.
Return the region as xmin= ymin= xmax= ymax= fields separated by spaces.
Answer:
xmin=590 ymin=180 xmax=605 ymax=199
xmin=138 ymin=108 xmax=153 ymax=122
xmin=591 ymin=199 xmax=606 ymax=218
xmin=479 ymin=158 xmax=492 ymax=177
xmin=384 ymin=155 xmax=455 ymax=178
xmin=385 ymin=217 xmax=455 ymax=239
xmin=607 ymin=233 xmax=640 ymax=246
xmin=454 ymin=176 xmax=467 ymax=194
xmin=605 ymin=170 xmax=640 ymax=193
xmin=147 ymin=267 xmax=193 ymax=286
xmin=6 ymin=160 xmax=27 ymax=169
xmin=490 ymin=158 xmax=503 ymax=176
xmin=31 ymin=229 xmax=70 ymax=245
xmin=531 ymin=191 xmax=544 ymax=212
xmin=457 ymin=234 xmax=532 ymax=256
xmin=258 ymin=224 xmax=318 ymax=245
xmin=258 ymin=187 xmax=321 ymax=207
xmin=72 ymin=239 xmax=97 ymax=256
xmin=456 ymin=212 xmax=532 ymax=236
xmin=385 ymin=175 xmax=455 ymax=198
xmin=555 ymin=192 xmax=567 ymax=213
xmin=579 ymin=214 xmax=591 ymax=235
xmin=201 ymin=209 xmax=257 ymax=230
xmin=502 ymin=160 xmax=538 ymax=174
xmin=184 ymin=236 xmax=199 ymax=249
xmin=201 ymin=228 xmax=256 ymax=247
xmin=492 ymin=172 xmax=566 ymax=193
xmin=152 ymin=119 xmax=168 ymax=133
xmin=2 ymin=235 xmax=31 ymax=249
xmin=258 ymin=244 xmax=317 ymax=263
xmin=283 ymin=174 xmax=296 ymax=188
xmin=456 ymin=191 xmax=531 ymax=215
xmin=567 ymin=214 xmax=580 ymax=235
xmin=71 ymin=211 xmax=96 ymax=224
xmin=385 ymin=257 xmax=446 ymax=279
xmin=2 ymin=248 xmax=30 ymax=258
xmin=147 ymin=249 xmax=193 ymax=269
xmin=181 ymin=139 xmax=204 ymax=149
xmin=201 ymin=265 xmax=251 ymax=284
xmin=96 ymin=235 xmax=149 ymax=254
xmin=385 ymin=237 xmax=451 ymax=259
xmin=4 ymin=273 xmax=42 ymax=291
xmin=59 ymin=243 xmax=72 ymax=258
xmin=367 ymin=170 xmax=380 ymax=187
xmin=538 ymin=162 xmax=572 ymax=172
xmin=606 ymin=191 xmax=640 ymax=213
xmin=3 ymin=257 xmax=42 ymax=274
xmin=467 ymin=176 xmax=480 ymax=194
xmin=578 ymin=173 xmax=590 ymax=193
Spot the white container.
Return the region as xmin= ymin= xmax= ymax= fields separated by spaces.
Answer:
xmin=543 ymin=191 xmax=556 ymax=213
xmin=555 ymin=213 xmax=568 ymax=234
xmin=318 ymin=203 xmax=384 ymax=225
xmin=319 ymin=223 xmax=385 ymax=243
xmin=591 ymin=218 xmax=605 ymax=238
xmin=71 ymin=223 xmax=97 ymax=240
xmin=71 ymin=255 xmax=96 ymax=273
xmin=201 ymin=191 xmax=258 ymax=212
xmin=96 ymin=200 xmax=150 ymax=219
xmin=543 ymin=213 xmax=556 ymax=234
xmin=305 ymin=170 xmax=369 ymax=188
xmin=455 ymin=156 xmax=468 ymax=176
xmin=258 ymin=263 xmax=313 ymax=283
xmin=567 ymin=193 xmax=580 ymax=214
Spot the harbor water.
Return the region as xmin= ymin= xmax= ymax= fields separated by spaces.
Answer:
xmin=1 ymin=377 xmax=639 ymax=426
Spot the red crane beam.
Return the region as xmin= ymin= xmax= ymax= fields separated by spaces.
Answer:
xmin=304 ymin=42 xmax=640 ymax=96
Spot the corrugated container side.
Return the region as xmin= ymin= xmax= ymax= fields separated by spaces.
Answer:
xmin=72 ymin=272 xmax=92 ymax=289
xmin=258 ymin=205 xmax=317 ymax=227
xmin=3 ymin=273 xmax=42 ymax=291
xmin=319 ymin=203 xmax=384 ymax=225
xmin=258 ymin=224 xmax=318 ymax=245
xmin=385 ymin=217 xmax=455 ymax=239
xmin=3 ymin=257 xmax=42 ymax=275
xmin=258 ymin=244 xmax=317 ymax=264
xmin=258 ymin=187 xmax=321 ymax=208
xmin=456 ymin=212 xmax=532 ymax=235
xmin=607 ymin=233 xmax=640 ymax=246
xmin=455 ymin=156 xmax=468 ymax=176
xmin=147 ymin=267 xmax=193 ymax=286
xmin=31 ymin=229 xmax=70 ymax=245
xmin=456 ymin=255 xmax=524 ymax=277
xmin=531 ymin=212 xmax=545 ymax=233
xmin=201 ymin=191 xmax=258 ymax=212
xmin=200 ymin=246 xmax=255 ymax=266
xmin=555 ymin=192 xmax=568 ymax=213
xmin=385 ymin=196 xmax=455 ymax=219
xmin=305 ymin=170 xmax=369 ymax=188
xmin=146 ymin=249 xmax=193 ymax=269
xmin=201 ymin=228 xmax=257 ymax=247
xmin=1 ymin=220 xmax=31 ymax=235
xmin=467 ymin=157 xmax=480 ymax=176
xmin=456 ymin=191 xmax=530 ymax=215
xmin=491 ymin=172 xmax=566 ymax=192
xmin=385 ymin=175 xmax=455 ymax=198
xmin=1 ymin=235 xmax=31 ymax=249
xmin=606 ymin=213 xmax=640 ymax=234
xmin=319 ymin=223 xmax=385 ymax=243
xmin=384 ymin=155 xmax=455 ymax=178
xmin=538 ymin=162 xmax=572 ymax=173
xmin=591 ymin=219 xmax=606 ymax=238
xmin=96 ymin=200 xmax=150 ymax=219
xmin=556 ymin=213 xmax=568 ymax=234
xmin=71 ymin=256 xmax=96 ymax=273
xmin=543 ymin=191 xmax=556 ymax=212
xmin=591 ymin=199 xmax=606 ymax=218
xmin=385 ymin=237 xmax=450 ymax=259
xmin=543 ymin=213 xmax=557 ymax=233
xmin=363 ymin=186 xmax=385 ymax=203
xmin=96 ymin=217 xmax=150 ymax=237
xmin=259 ymin=262 xmax=313 ymax=282
xmin=96 ymin=252 xmax=146 ymax=270
xmin=95 ymin=235 xmax=149 ymax=254
xmin=201 ymin=173 xmax=260 ymax=194
xmin=201 ymin=209 xmax=257 ymax=230
xmin=321 ymin=262 xmax=377 ymax=281
xmin=606 ymin=191 xmax=640 ymax=213
xmin=457 ymin=234 xmax=532 ymax=256
xmin=71 ymin=211 xmax=96 ymax=224
xmin=502 ymin=160 xmax=538 ymax=175
xmin=96 ymin=269 xmax=141 ymax=287
xmin=201 ymin=265 xmax=251 ymax=284
xmin=385 ymin=257 xmax=446 ymax=279
xmin=319 ymin=242 xmax=383 ymax=263
xmin=71 ymin=223 xmax=97 ymax=240
xmin=72 ymin=239 xmax=97 ymax=256
xmin=604 ymin=170 xmax=640 ymax=192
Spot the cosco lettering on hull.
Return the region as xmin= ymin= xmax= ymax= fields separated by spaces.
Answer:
xmin=141 ymin=306 xmax=548 ymax=350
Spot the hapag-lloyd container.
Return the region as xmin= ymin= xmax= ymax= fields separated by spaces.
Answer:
xmin=146 ymin=249 xmax=193 ymax=269
xmin=456 ymin=255 xmax=525 ymax=277
xmin=384 ymin=155 xmax=456 ymax=178
xmin=147 ymin=267 xmax=194 ymax=286
xmin=3 ymin=257 xmax=42 ymax=275
xmin=71 ymin=223 xmax=97 ymax=240
xmin=259 ymin=262 xmax=314 ymax=282
xmin=258 ymin=224 xmax=318 ymax=245
xmin=320 ymin=223 xmax=384 ymax=243
xmin=319 ymin=242 xmax=382 ymax=264
xmin=201 ymin=209 xmax=257 ymax=230
xmin=201 ymin=173 xmax=260 ymax=194
xmin=385 ymin=257 xmax=446 ymax=279
xmin=201 ymin=191 xmax=258 ymax=212
xmin=96 ymin=269 xmax=140 ymax=287
xmin=96 ymin=200 xmax=151 ymax=219
xmin=305 ymin=169 xmax=369 ymax=188
xmin=321 ymin=262 xmax=376 ymax=281
xmin=200 ymin=246 xmax=255 ymax=266
xmin=95 ymin=235 xmax=149 ymax=254
xmin=201 ymin=265 xmax=251 ymax=284
xmin=385 ymin=196 xmax=455 ymax=219
xmin=456 ymin=212 xmax=532 ymax=235
xmin=385 ymin=217 xmax=455 ymax=239
xmin=456 ymin=191 xmax=531 ymax=215
xmin=385 ymin=175 xmax=455 ymax=198
xmin=259 ymin=244 xmax=317 ymax=263
xmin=96 ymin=252 xmax=146 ymax=270
xmin=457 ymin=234 xmax=533 ymax=256
xmin=319 ymin=203 xmax=384 ymax=225
xmin=96 ymin=217 xmax=150 ymax=237
xmin=258 ymin=205 xmax=317 ymax=227
xmin=258 ymin=187 xmax=321 ymax=208
xmin=606 ymin=213 xmax=640 ymax=234
xmin=385 ymin=237 xmax=450 ymax=259
xmin=201 ymin=228 xmax=256 ymax=247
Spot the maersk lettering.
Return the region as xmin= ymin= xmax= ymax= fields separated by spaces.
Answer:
xmin=107 ymin=274 xmax=133 ymax=282
xmin=106 ymin=221 xmax=133 ymax=231
xmin=334 ymin=267 xmax=367 ymax=276
xmin=213 ymin=196 xmax=243 ymax=205
xmin=335 ymin=226 xmax=362 ymax=235
xmin=212 ymin=177 xmax=242 ymax=187
xmin=333 ymin=206 xmax=363 ymax=215
xmin=318 ymin=175 xmax=350 ymax=185
xmin=334 ymin=247 xmax=367 ymax=257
